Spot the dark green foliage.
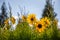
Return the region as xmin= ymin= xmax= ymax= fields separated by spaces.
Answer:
xmin=42 ymin=0 xmax=57 ymax=21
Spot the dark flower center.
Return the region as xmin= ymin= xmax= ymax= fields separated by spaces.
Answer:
xmin=38 ymin=24 xmax=42 ymax=28
xmin=31 ymin=18 xmax=34 ymax=21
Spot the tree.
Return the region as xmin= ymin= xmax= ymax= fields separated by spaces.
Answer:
xmin=8 ymin=3 xmax=12 ymax=18
xmin=42 ymin=0 xmax=58 ymax=38
xmin=42 ymin=0 xmax=57 ymax=21
xmin=0 ymin=2 xmax=8 ymax=27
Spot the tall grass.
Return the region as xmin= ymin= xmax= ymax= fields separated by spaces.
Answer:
xmin=0 ymin=22 xmax=60 ymax=40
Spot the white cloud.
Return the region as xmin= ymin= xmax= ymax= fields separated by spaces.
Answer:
xmin=13 ymin=16 xmax=18 ymax=19
xmin=58 ymin=22 xmax=60 ymax=25
xmin=58 ymin=22 xmax=60 ymax=28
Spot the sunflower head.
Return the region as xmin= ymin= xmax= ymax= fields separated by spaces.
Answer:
xmin=4 ymin=19 xmax=9 ymax=24
xmin=22 ymin=15 xmax=27 ymax=22
xmin=35 ymin=21 xmax=45 ymax=32
xmin=40 ymin=17 xmax=50 ymax=27
xmin=27 ymin=14 xmax=36 ymax=25
xmin=10 ymin=17 xmax=15 ymax=24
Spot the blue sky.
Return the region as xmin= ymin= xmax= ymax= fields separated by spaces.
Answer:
xmin=0 ymin=0 xmax=60 ymax=23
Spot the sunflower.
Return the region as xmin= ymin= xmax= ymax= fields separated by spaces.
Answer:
xmin=44 ymin=17 xmax=50 ymax=24
xmin=22 ymin=15 xmax=27 ymax=22
xmin=10 ymin=17 xmax=15 ymax=24
xmin=27 ymin=14 xmax=36 ymax=24
xmin=40 ymin=17 xmax=50 ymax=27
xmin=4 ymin=19 xmax=9 ymax=24
xmin=35 ymin=21 xmax=46 ymax=32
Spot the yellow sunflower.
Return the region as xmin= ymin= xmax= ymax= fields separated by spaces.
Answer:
xmin=35 ymin=21 xmax=46 ymax=32
xmin=10 ymin=17 xmax=15 ymax=24
xmin=40 ymin=17 xmax=50 ymax=27
xmin=44 ymin=17 xmax=50 ymax=25
xmin=4 ymin=19 xmax=9 ymax=24
xmin=22 ymin=15 xmax=27 ymax=22
xmin=27 ymin=14 xmax=36 ymax=24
